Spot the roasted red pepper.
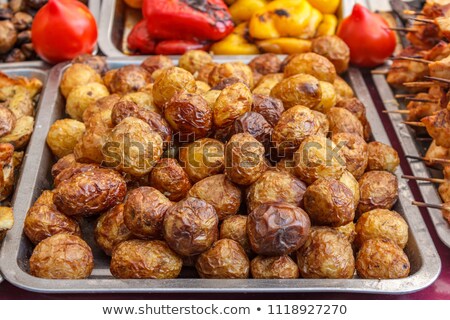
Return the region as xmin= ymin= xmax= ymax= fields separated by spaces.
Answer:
xmin=155 ymin=40 xmax=211 ymax=55
xmin=143 ymin=0 xmax=234 ymax=41
xmin=127 ymin=19 xmax=156 ymax=54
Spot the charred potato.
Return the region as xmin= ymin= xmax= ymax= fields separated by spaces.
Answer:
xmin=208 ymin=62 xmax=253 ymax=88
xmin=0 ymin=115 xmax=33 ymax=150
xmin=179 ymin=50 xmax=213 ymax=75
xmin=60 ymin=63 xmax=103 ymax=98
xmin=109 ymin=65 xmax=151 ymax=95
xmin=331 ymin=133 xmax=368 ymax=179
xmin=284 ymin=53 xmax=337 ymax=83
xmin=0 ymin=106 xmax=16 ymax=137
xmin=213 ymin=82 xmax=252 ymax=128
xmin=65 ymin=83 xmax=109 ymax=121
xmin=72 ymin=54 xmax=108 ymax=75
xmin=149 ymin=158 xmax=191 ymax=201
xmin=141 ymin=55 xmax=174 ymax=75
xmin=46 ymin=119 xmax=86 ymax=158
xmin=327 ymin=107 xmax=364 ymax=138
xmin=152 ymin=67 xmax=197 ymax=108
xmin=335 ymin=98 xmax=371 ymax=141
xmin=219 ymin=215 xmax=251 ymax=254
xmin=367 ymin=141 xmax=400 ymax=173
xmin=251 ymin=255 xmax=299 ymax=279
xmin=251 ymin=94 xmax=284 ymax=127
xmin=231 ymin=111 xmax=272 ymax=150
xmin=311 ymin=36 xmax=350 ymax=74
xmin=252 ymin=73 xmax=284 ymax=96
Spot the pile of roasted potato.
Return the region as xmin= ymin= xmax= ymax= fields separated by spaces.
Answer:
xmin=25 ymin=41 xmax=411 ymax=281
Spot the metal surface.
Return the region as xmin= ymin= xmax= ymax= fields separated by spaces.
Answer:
xmin=0 ymin=57 xmax=441 ymax=293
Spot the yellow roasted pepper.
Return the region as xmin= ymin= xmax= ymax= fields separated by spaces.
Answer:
xmin=229 ymin=0 xmax=269 ymax=24
xmin=256 ymin=38 xmax=312 ymax=54
xmin=307 ymin=0 xmax=340 ymax=14
xmin=316 ymin=14 xmax=338 ymax=36
xmin=211 ymin=23 xmax=259 ymax=55
xmin=249 ymin=0 xmax=323 ymax=40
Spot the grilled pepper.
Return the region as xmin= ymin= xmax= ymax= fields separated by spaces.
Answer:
xmin=127 ymin=19 xmax=156 ymax=54
xmin=211 ymin=22 xmax=259 ymax=54
xmin=143 ymin=0 xmax=234 ymax=41
xmin=229 ymin=0 xmax=268 ymax=23
xmin=307 ymin=0 xmax=340 ymax=14
xmin=256 ymin=37 xmax=311 ymax=54
xmin=155 ymin=40 xmax=211 ymax=55
xmin=316 ymin=14 xmax=338 ymax=36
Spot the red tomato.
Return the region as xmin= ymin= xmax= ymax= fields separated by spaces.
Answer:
xmin=31 ymin=0 xmax=97 ymax=64
xmin=337 ymin=4 xmax=396 ymax=68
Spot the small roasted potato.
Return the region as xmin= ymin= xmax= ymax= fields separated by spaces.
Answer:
xmin=196 ymin=81 xmax=211 ymax=94
xmin=0 ymin=115 xmax=33 ymax=150
xmin=297 ymin=227 xmax=355 ymax=279
xmin=46 ymin=119 xmax=86 ymax=158
xmin=0 ymin=106 xmax=15 ymax=137
xmin=153 ymin=67 xmax=197 ymax=108
xmin=275 ymin=158 xmax=296 ymax=176
xmin=315 ymin=81 xmax=336 ymax=114
xmin=220 ymin=215 xmax=251 ymax=254
xmin=54 ymin=168 xmax=127 ymax=217
xmin=65 ymin=82 xmax=109 ymax=121
xmin=72 ymin=54 xmax=108 ymax=75
xmin=339 ymin=170 xmax=360 ymax=208
xmin=196 ymin=62 xmax=217 ymax=83
xmin=327 ymin=107 xmax=364 ymax=138
xmin=334 ymin=221 xmax=356 ymax=244
xmin=355 ymin=209 xmax=408 ymax=249
xmin=251 ymin=255 xmax=299 ymax=279
xmin=272 ymin=106 xmax=322 ymax=157
xmin=356 ymin=238 xmax=410 ymax=279
xmin=24 ymin=190 xmax=81 ymax=245
xmin=294 ymin=135 xmax=346 ymax=185
xmin=188 ymin=174 xmax=241 ymax=220
xmin=103 ymin=69 xmax=117 ymax=91
xmin=202 ymin=89 xmax=221 ymax=109
xmin=0 ymin=143 xmax=14 ymax=201
xmin=225 ymin=133 xmax=266 ymax=186
xmin=179 ymin=138 xmax=225 ymax=183
xmin=247 ymin=202 xmax=311 ymax=256
xmin=284 ymin=53 xmax=337 ymax=83
xmin=82 ymin=94 xmax=119 ymax=126
xmin=165 ymin=92 xmax=212 ymax=141
xmin=251 ymin=94 xmax=284 ymax=127
xmin=213 ymin=82 xmax=253 ymax=128
xmin=149 ymin=158 xmax=191 ymax=201
xmin=209 ymin=62 xmax=254 ymax=88
xmin=124 ymin=187 xmax=173 ymax=239
xmin=121 ymin=91 xmax=159 ymax=114
xmin=303 ymin=178 xmax=355 ymax=227
xmin=335 ymin=98 xmax=371 ymax=141
xmin=141 ymin=55 xmax=174 ymax=75
xmin=29 ymin=234 xmax=94 ymax=279
xmin=212 ymin=77 xmax=245 ymax=90
xmin=103 ymin=117 xmax=163 ymax=176
xmin=311 ymin=110 xmax=330 ymax=137
xmin=73 ymin=124 xmax=110 ymax=164
xmin=0 ymin=207 xmax=13 ymax=242
xmin=51 ymin=153 xmax=77 ymax=178
xmin=109 ymin=65 xmax=151 ymax=95
xmin=60 ymin=63 xmax=103 ymax=98
xmin=248 ymin=53 xmax=282 ymax=83
xmin=358 ymin=171 xmax=399 ymax=216
xmin=231 ymin=112 xmax=272 ymax=150
xmin=311 ymin=36 xmax=350 ymax=74
xmin=246 ymin=170 xmax=306 ymax=212
xmin=367 ymin=141 xmax=400 ymax=173
xmin=110 ymin=240 xmax=182 ymax=279
xmin=333 ymin=76 xmax=354 ymax=102
xmin=252 ymin=73 xmax=284 ymax=96
xmin=179 ymin=50 xmax=213 ymax=75
xmin=196 ymin=239 xmax=250 ymax=279
xmin=3 ymin=86 xmax=33 ymax=119
xmin=331 ymin=133 xmax=368 ymax=179
xmin=270 ymin=73 xmax=322 ymax=109
xmin=163 ymin=197 xmax=219 ymax=256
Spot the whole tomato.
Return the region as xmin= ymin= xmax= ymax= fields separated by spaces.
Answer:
xmin=31 ymin=0 xmax=97 ymax=64
xmin=337 ymin=4 xmax=396 ymax=68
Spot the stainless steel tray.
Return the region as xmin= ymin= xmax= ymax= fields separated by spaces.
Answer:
xmin=0 ymin=66 xmax=48 ymax=283
xmin=0 ymin=57 xmax=441 ymax=293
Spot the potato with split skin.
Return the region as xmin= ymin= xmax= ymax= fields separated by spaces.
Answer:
xmin=195 ymin=81 xmax=211 ymax=94
xmin=284 ymin=52 xmax=337 ymax=83
xmin=0 ymin=106 xmax=16 ymax=137
xmin=367 ymin=141 xmax=400 ymax=173
xmin=251 ymin=255 xmax=299 ymax=279
xmin=213 ymin=82 xmax=253 ymax=128
xmin=0 ymin=115 xmax=34 ymax=150
xmin=327 ymin=107 xmax=364 ymax=138
xmin=331 ymin=132 xmax=368 ymax=179
xmin=179 ymin=50 xmax=213 ymax=75
xmin=141 ymin=55 xmax=174 ymax=75
xmin=202 ymin=89 xmax=221 ymax=110
xmin=252 ymin=73 xmax=284 ymax=96
xmin=150 ymin=158 xmax=192 ymax=202
xmin=46 ymin=119 xmax=86 ymax=159
xmin=270 ymin=74 xmax=322 ymax=109
xmin=251 ymin=94 xmax=284 ymax=127
xmin=65 ymin=82 xmax=109 ymax=121
xmin=60 ymin=63 xmax=103 ymax=98
xmin=109 ymin=65 xmax=151 ymax=95
xmin=152 ymin=67 xmax=197 ymax=108
xmin=219 ymin=215 xmax=251 ymax=254
xmin=209 ymin=62 xmax=254 ymax=88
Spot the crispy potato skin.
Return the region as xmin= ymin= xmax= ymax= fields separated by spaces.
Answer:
xmin=246 ymin=170 xmax=306 ymax=212
xmin=331 ymin=133 xmax=368 ymax=180
xmin=213 ymin=82 xmax=253 ymax=128
xmin=248 ymin=54 xmax=282 ymax=82
xmin=29 ymin=234 xmax=94 ymax=279
xmin=327 ymin=107 xmax=364 ymax=138
xmin=297 ymin=227 xmax=355 ymax=279
xmin=150 ymin=158 xmax=192 ymax=201
xmin=110 ymin=240 xmax=182 ymax=279
xmin=0 ymin=142 xmax=14 ymax=200
xmin=356 ymin=238 xmax=410 ymax=279
xmin=270 ymin=74 xmax=322 ymax=109
xmin=209 ymin=62 xmax=254 ymax=88
xmin=54 ymin=168 xmax=127 ymax=217
xmin=66 ymin=83 xmax=109 ymax=121
xmin=54 ymin=162 xmax=99 ymax=187
xmin=225 ymin=133 xmax=266 ymax=186
xmin=95 ymin=204 xmax=134 ymax=256
xmin=247 ymin=202 xmax=311 ymax=256
xmin=0 ymin=106 xmax=15 ymax=137
xmin=196 ymin=239 xmax=250 ymax=279
xmin=367 ymin=141 xmax=400 ymax=173
xmin=219 ymin=215 xmax=251 ymax=254
xmin=335 ymin=98 xmax=371 ymax=141
xmin=60 ymin=63 xmax=103 ymax=98
xmin=303 ymin=178 xmax=355 ymax=227
xmin=153 ymin=67 xmax=197 ymax=108
xmin=24 ymin=191 xmax=81 ymax=245
xmin=284 ymin=53 xmax=337 ymax=83
xmin=275 ymin=158 xmax=296 ymax=176
xmin=51 ymin=154 xmax=77 ymax=178
xmin=355 ymin=209 xmax=408 ymax=249
xmin=141 ymin=55 xmax=174 ymax=75
xmin=196 ymin=62 xmax=217 ymax=83
xmin=188 ymin=174 xmax=241 ymax=220
xmin=163 ymin=197 xmax=219 ymax=256
xmin=179 ymin=50 xmax=213 ymax=75
xmin=110 ymin=65 xmax=151 ymax=95
xmin=311 ymin=36 xmax=350 ymax=74
xmin=251 ymin=255 xmax=299 ymax=279
xmin=123 ymin=187 xmax=172 ymax=239
xmin=339 ymin=170 xmax=360 ymax=208
xmin=46 ymin=119 xmax=86 ymax=159
xmin=231 ymin=112 xmax=272 ymax=150
xmin=72 ymin=54 xmax=108 ymax=75
xmin=334 ymin=221 xmax=356 ymax=244
xmin=252 ymin=73 xmax=284 ymax=96
xmin=357 ymin=171 xmax=399 ymax=217
xmin=251 ymin=94 xmax=284 ymax=127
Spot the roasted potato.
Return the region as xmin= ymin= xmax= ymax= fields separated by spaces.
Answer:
xmin=179 ymin=50 xmax=213 ymax=75
xmin=0 ymin=106 xmax=15 ymax=137
xmin=248 ymin=53 xmax=282 ymax=83
xmin=163 ymin=197 xmax=219 ymax=256
xmin=29 ymin=234 xmax=94 ymax=279
xmin=54 ymin=158 xmax=97 ymax=186
xmin=65 ymin=82 xmax=109 ymax=121
xmin=73 ymin=124 xmax=111 ymax=164
xmin=331 ymin=132 xmax=368 ymax=179
xmin=46 ymin=119 xmax=86 ymax=159
xmin=334 ymin=221 xmax=356 ymax=244
xmin=0 ymin=115 xmax=33 ymax=150
xmin=213 ymin=82 xmax=253 ymax=128
xmin=333 ymin=76 xmax=354 ymax=102
xmin=50 ymin=153 xmax=75 ymax=177
xmin=196 ymin=62 xmax=217 ymax=83
xmin=315 ymin=81 xmax=336 ymax=114
xmin=0 ymin=143 xmax=14 ymax=201
xmin=311 ymin=36 xmax=350 ymax=74
xmin=251 ymin=255 xmax=299 ymax=279
xmin=275 ymin=158 xmax=296 ymax=176
xmin=196 ymin=239 xmax=250 ymax=279
xmin=0 ymin=207 xmax=14 ymax=242
xmin=2 ymin=86 xmax=34 ymax=119
xmin=251 ymin=94 xmax=284 ymax=127
xmin=297 ymin=227 xmax=355 ymax=279
xmin=335 ymin=98 xmax=371 ymax=141
xmin=109 ymin=65 xmax=151 ymax=95
xmin=339 ymin=170 xmax=360 ymax=208
xmin=153 ymin=67 xmax=197 ymax=108
xmin=231 ymin=112 xmax=272 ymax=150
xmin=356 ymin=238 xmax=410 ymax=279
xmin=82 ymin=94 xmax=119 ymax=126
xmin=60 ymin=63 xmax=103 ymax=98
xmin=103 ymin=69 xmax=116 ymax=91
xmin=247 ymin=202 xmax=311 ymax=256
xmin=202 ymin=89 xmax=221 ymax=110
xmin=196 ymin=81 xmax=211 ymax=94
xmin=149 ymin=158 xmax=191 ymax=201
xmin=311 ymin=110 xmax=330 ymax=137
xmin=327 ymin=107 xmax=364 ymax=138
xmin=72 ymin=54 xmax=108 ymax=75
xmin=121 ymin=91 xmax=159 ymax=114
xmin=252 ymin=73 xmax=284 ymax=96
xmin=110 ymin=239 xmax=182 ymax=279
xmin=141 ymin=55 xmax=174 ymax=75
xmin=367 ymin=141 xmax=400 ymax=173
xmin=284 ymin=53 xmax=337 ymax=83
xmin=208 ymin=62 xmax=254 ymax=88
xmin=219 ymin=215 xmax=251 ymax=254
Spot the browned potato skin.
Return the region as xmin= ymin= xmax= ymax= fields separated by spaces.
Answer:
xmin=334 ymin=221 xmax=356 ymax=244
xmin=247 ymin=202 xmax=311 ymax=256
xmin=150 ymin=158 xmax=192 ymax=201
xmin=74 ymin=124 xmax=111 ymax=164
xmin=225 ymin=133 xmax=266 ymax=186
xmin=54 ymin=168 xmax=127 ymax=217
xmin=165 ymin=92 xmax=212 ymax=141
xmin=29 ymin=234 xmax=94 ymax=279
xmin=331 ymin=132 xmax=368 ymax=179
xmin=303 ymin=178 xmax=355 ymax=227
xmin=333 ymin=76 xmax=354 ymax=102
xmin=51 ymin=154 xmax=76 ymax=178
xmin=311 ymin=36 xmax=350 ymax=74
xmin=60 ymin=63 xmax=103 ymax=98
xmin=196 ymin=62 xmax=217 ymax=83
xmin=196 ymin=239 xmax=250 ymax=279
xmin=297 ymin=227 xmax=355 ymax=279
xmin=109 ymin=65 xmax=151 ymax=95
xmin=270 ymin=74 xmax=322 ymax=109
xmin=213 ymin=82 xmax=253 ymax=128
xmin=153 ymin=67 xmax=197 ymax=108
xmin=0 ymin=106 xmax=15 ymax=137
xmin=54 ymin=162 xmax=99 ymax=187
xmin=335 ymin=98 xmax=371 ymax=141
xmin=367 ymin=141 xmax=400 ymax=173
xmin=209 ymin=62 xmax=254 ymax=88
xmin=246 ymin=170 xmax=306 ymax=212
xmin=252 ymin=73 xmax=284 ymax=96
xmin=211 ymin=77 xmax=244 ymax=91
xmin=179 ymin=138 xmax=225 ymax=183
xmin=103 ymin=70 xmax=117 ymax=91
xmin=284 ymin=52 xmax=337 ymax=83
xmin=179 ymin=50 xmax=213 ymax=75
xmin=311 ymin=110 xmax=330 ymax=137
xmin=73 ymin=54 xmax=108 ymax=75
xmin=356 ymin=238 xmax=410 ymax=279
xmin=219 ymin=215 xmax=251 ymax=254
xmin=188 ymin=174 xmax=241 ymax=220
xmin=252 ymin=94 xmax=284 ymax=127
xmin=355 ymin=209 xmax=408 ymax=249
xmin=339 ymin=170 xmax=360 ymax=208
xmin=24 ymin=191 xmax=81 ymax=245
xmin=46 ymin=119 xmax=86 ymax=159
xmin=248 ymin=53 xmax=282 ymax=84
xmin=82 ymin=94 xmax=119 ymax=126
xmin=276 ymin=158 xmax=296 ymax=176
xmin=357 ymin=171 xmax=399 ymax=217
xmin=231 ymin=112 xmax=272 ymax=150
xmin=110 ymin=239 xmax=182 ymax=279
xmin=251 ymin=255 xmax=299 ymax=279
xmin=141 ymin=55 xmax=174 ymax=75
xmin=163 ymin=197 xmax=219 ymax=256
xmin=327 ymin=107 xmax=364 ymax=138
xmin=123 ymin=187 xmax=173 ymax=239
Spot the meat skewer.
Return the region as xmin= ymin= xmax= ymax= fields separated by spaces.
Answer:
xmin=412 ymin=200 xmax=450 ymax=223
xmin=402 ymin=174 xmax=445 ymax=183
